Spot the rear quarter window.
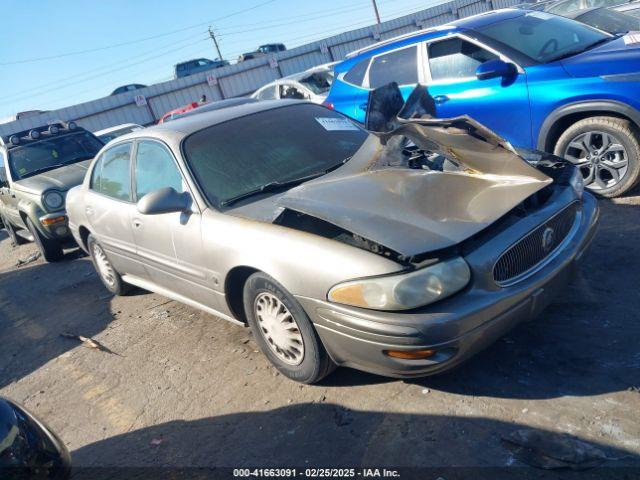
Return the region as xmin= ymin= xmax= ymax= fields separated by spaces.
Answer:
xmin=343 ymin=57 xmax=371 ymax=86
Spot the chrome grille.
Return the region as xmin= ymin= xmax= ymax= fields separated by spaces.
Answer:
xmin=493 ymin=202 xmax=579 ymax=285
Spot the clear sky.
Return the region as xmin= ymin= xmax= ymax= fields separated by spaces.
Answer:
xmin=0 ymin=0 xmax=442 ymax=118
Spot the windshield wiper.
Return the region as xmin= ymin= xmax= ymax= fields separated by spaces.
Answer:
xmin=220 ymin=159 xmax=350 ymax=208
xmin=549 ymin=37 xmax=615 ymax=62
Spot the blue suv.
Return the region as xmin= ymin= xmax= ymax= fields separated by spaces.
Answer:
xmin=325 ymin=9 xmax=640 ymax=196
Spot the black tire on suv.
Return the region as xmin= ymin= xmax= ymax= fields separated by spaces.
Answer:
xmin=25 ymin=217 xmax=63 ymax=262
xmin=554 ymin=116 xmax=640 ymax=198
xmin=1 ymin=214 xmax=27 ymax=247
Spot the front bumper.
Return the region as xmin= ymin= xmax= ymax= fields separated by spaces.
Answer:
xmin=297 ymin=193 xmax=600 ymax=378
xmin=37 ymin=212 xmax=76 ymax=246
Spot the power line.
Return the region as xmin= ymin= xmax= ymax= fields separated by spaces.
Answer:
xmin=208 ymin=26 xmax=224 ymax=60
xmin=0 ymin=0 xmax=277 ymax=66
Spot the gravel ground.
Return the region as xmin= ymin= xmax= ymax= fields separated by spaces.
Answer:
xmin=0 ymin=195 xmax=639 ymax=475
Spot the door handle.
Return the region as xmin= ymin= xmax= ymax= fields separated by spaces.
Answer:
xmin=434 ymin=95 xmax=449 ymax=105
xmin=358 ymin=103 xmax=368 ymax=111
xmin=132 ymin=219 xmax=143 ymax=229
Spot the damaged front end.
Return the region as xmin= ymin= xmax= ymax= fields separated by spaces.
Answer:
xmin=274 ymin=83 xmax=579 ymax=265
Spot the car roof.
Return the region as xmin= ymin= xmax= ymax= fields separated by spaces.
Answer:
xmin=94 ymin=123 xmax=142 ymax=136
xmin=343 ymin=9 xmax=526 ymax=63
xmin=118 ymin=100 xmax=307 ymax=141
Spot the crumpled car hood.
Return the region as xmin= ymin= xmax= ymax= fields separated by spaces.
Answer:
xmin=13 ymin=160 xmax=91 ymax=194
xmin=277 ymin=116 xmax=552 ymax=257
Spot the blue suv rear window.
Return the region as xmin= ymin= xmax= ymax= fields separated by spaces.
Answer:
xmin=344 ymin=58 xmax=370 ymax=86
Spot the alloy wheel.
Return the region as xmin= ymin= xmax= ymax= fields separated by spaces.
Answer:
xmin=254 ymin=292 xmax=305 ymax=365
xmin=92 ymin=243 xmax=116 ymax=288
xmin=563 ymin=130 xmax=629 ymax=190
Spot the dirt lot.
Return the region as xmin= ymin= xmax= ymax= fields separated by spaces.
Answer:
xmin=0 ymin=195 xmax=639 ymax=475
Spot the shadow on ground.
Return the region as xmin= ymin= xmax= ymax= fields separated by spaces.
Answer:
xmin=324 ymin=200 xmax=640 ymax=400
xmin=71 ymin=403 xmax=639 ymax=474
xmin=0 ymin=257 xmax=115 ymax=389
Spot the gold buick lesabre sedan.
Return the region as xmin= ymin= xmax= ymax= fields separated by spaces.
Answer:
xmin=66 ymin=95 xmax=598 ymax=383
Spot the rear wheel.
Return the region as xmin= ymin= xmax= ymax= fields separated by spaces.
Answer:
xmin=26 ymin=218 xmax=63 ymax=262
xmin=243 ymin=272 xmax=336 ymax=384
xmin=1 ymin=213 xmax=27 ymax=247
xmin=88 ymin=234 xmax=130 ymax=295
xmin=554 ymin=116 xmax=640 ymax=197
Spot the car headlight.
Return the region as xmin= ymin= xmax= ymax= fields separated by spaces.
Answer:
xmin=42 ymin=190 xmax=65 ymax=211
xmin=570 ymin=166 xmax=584 ymax=198
xmin=328 ymin=257 xmax=471 ymax=311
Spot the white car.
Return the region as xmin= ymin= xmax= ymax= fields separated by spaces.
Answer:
xmin=94 ymin=123 xmax=143 ymax=143
xmin=251 ymin=63 xmax=336 ymax=104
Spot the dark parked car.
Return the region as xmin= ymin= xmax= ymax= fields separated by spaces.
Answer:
xmin=110 ymin=84 xmax=147 ymax=96
xmin=565 ymin=6 xmax=640 ymax=32
xmin=175 ymin=58 xmax=230 ymax=78
xmin=0 ymin=396 xmax=70 ymax=479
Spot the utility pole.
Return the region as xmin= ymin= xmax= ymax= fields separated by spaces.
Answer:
xmin=371 ymin=0 xmax=381 ymax=24
xmin=208 ymin=26 xmax=224 ymax=60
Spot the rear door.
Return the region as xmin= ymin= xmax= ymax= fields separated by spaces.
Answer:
xmin=423 ymin=36 xmax=532 ymax=148
xmin=84 ymin=142 xmax=146 ymax=277
xmin=130 ymin=139 xmax=219 ymax=309
xmin=0 ymin=154 xmax=20 ymax=226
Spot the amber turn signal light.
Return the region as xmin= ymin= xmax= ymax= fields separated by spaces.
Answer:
xmin=384 ymin=349 xmax=436 ymax=360
xmin=41 ymin=216 xmax=66 ymax=226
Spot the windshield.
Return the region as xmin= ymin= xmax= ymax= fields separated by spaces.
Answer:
xmin=477 ymin=11 xmax=612 ymax=63
xmin=578 ymin=8 xmax=640 ymax=34
xmin=299 ymin=70 xmax=334 ymax=95
xmin=182 ymin=104 xmax=367 ymax=207
xmin=8 ymin=131 xmax=103 ymax=180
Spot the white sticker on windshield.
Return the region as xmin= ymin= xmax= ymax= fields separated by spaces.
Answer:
xmin=315 ymin=117 xmax=359 ymax=131
xmin=624 ymin=32 xmax=640 ymax=45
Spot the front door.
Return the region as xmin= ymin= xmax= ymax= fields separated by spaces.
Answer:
xmin=84 ymin=141 xmax=145 ymax=277
xmin=424 ymin=36 xmax=533 ymax=148
xmin=130 ymin=139 xmax=220 ymax=310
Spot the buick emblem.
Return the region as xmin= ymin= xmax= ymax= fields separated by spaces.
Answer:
xmin=542 ymin=227 xmax=555 ymax=253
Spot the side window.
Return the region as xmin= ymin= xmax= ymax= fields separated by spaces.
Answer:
xmin=90 ymin=143 xmax=132 ymax=201
xmin=428 ymin=38 xmax=498 ymax=82
xmin=134 ymin=141 xmax=184 ymax=199
xmin=0 ymin=163 xmax=7 ymax=188
xmin=257 ymin=85 xmax=277 ymax=100
xmin=368 ymin=46 xmax=418 ymax=89
xmin=343 ymin=57 xmax=370 ymax=86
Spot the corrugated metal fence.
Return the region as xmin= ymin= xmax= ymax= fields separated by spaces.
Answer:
xmin=0 ymin=0 xmax=519 ymax=136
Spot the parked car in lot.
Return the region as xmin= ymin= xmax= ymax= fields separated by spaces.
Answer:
xmin=174 ymin=58 xmax=230 ymax=78
xmin=94 ymin=123 xmax=143 ymax=143
xmin=66 ymin=94 xmax=598 ymax=383
xmin=0 ymin=122 xmax=104 ymax=261
xmin=563 ymin=6 xmax=640 ymax=33
xmin=110 ymin=84 xmax=147 ymax=96
xmin=251 ymin=63 xmax=336 ymax=103
xmin=238 ymin=43 xmax=287 ymax=62
xmin=325 ymin=9 xmax=640 ymax=197
xmin=158 ymin=102 xmax=201 ymax=123
xmin=0 ymin=396 xmax=71 ymax=479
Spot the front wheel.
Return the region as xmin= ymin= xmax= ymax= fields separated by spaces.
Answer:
xmin=243 ymin=272 xmax=336 ymax=384
xmin=26 ymin=218 xmax=63 ymax=262
xmin=1 ymin=213 xmax=27 ymax=247
xmin=554 ymin=116 xmax=640 ymax=197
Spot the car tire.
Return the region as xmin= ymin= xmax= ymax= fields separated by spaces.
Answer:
xmin=243 ymin=272 xmax=336 ymax=384
xmin=25 ymin=217 xmax=63 ymax=262
xmin=1 ymin=213 xmax=27 ymax=247
xmin=554 ymin=116 xmax=640 ymax=197
xmin=87 ymin=234 xmax=131 ymax=295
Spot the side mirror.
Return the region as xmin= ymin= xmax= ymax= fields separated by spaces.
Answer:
xmin=137 ymin=187 xmax=191 ymax=215
xmin=364 ymin=82 xmax=405 ymax=133
xmin=476 ymin=59 xmax=517 ymax=81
